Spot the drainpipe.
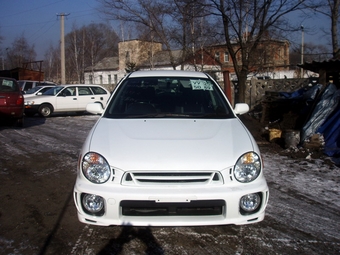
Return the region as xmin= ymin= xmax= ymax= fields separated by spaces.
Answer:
xmin=223 ymin=71 xmax=233 ymax=106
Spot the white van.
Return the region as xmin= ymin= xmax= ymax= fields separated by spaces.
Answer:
xmin=18 ymin=80 xmax=57 ymax=92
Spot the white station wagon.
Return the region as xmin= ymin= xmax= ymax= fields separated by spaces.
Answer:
xmin=24 ymin=84 xmax=110 ymax=117
xmin=73 ymin=70 xmax=269 ymax=226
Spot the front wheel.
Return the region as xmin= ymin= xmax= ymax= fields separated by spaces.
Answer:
xmin=38 ymin=104 xmax=53 ymax=117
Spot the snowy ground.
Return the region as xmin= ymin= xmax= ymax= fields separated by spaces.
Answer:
xmin=0 ymin=114 xmax=339 ymax=254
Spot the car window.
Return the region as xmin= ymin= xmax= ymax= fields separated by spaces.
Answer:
xmin=58 ymin=87 xmax=76 ymax=97
xmin=24 ymin=82 xmax=34 ymax=91
xmin=104 ymin=76 xmax=234 ymax=119
xmin=0 ymin=78 xmax=19 ymax=92
xmin=39 ymin=87 xmax=54 ymax=94
xmin=78 ymin=87 xmax=93 ymax=96
xmin=25 ymin=86 xmax=42 ymax=94
xmin=90 ymin=86 xmax=107 ymax=95
xmin=43 ymin=86 xmax=64 ymax=96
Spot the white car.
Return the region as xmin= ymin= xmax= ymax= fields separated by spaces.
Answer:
xmin=73 ymin=70 xmax=269 ymax=226
xmin=23 ymin=85 xmax=57 ymax=98
xmin=24 ymin=84 xmax=110 ymax=117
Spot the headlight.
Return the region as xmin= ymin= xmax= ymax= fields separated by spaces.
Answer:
xmin=234 ymin=152 xmax=261 ymax=183
xmin=81 ymin=193 xmax=105 ymax=216
xmin=240 ymin=193 xmax=261 ymax=213
xmin=82 ymin=152 xmax=111 ymax=183
xmin=25 ymin=101 xmax=35 ymax=105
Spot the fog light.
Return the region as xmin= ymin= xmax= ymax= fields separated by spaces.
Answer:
xmin=240 ymin=193 xmax=261 ymax=213
xmin=82 ymin=193 xmax=105 ymax=216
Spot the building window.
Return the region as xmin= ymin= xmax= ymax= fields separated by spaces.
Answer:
xmin=89 ymin=75 xmax=93 ymax=84
xmin=114 ymin=74 xmax=118 ymax=85
xmin=215 ymin=51 xmax=220 ymax=61
xmin=99 ymin=75 xmax=103 ymax=84
xmin=108 ymin=75 xmax=111 ymax=84
xmin=224 ymin=52 xmax=229 ymax=62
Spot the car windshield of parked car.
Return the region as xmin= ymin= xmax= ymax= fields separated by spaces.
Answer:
xmin=42 ymin=86 xmax=64 ymax=96
xmin=24 ymin=86 xmax=45 ymax=94
xmin=104 ymin=76 xmax=234 ymax=119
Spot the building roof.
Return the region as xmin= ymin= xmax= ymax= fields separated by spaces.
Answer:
xmin=85 ymin=57 xmax=119 ymax=72
xmin=298 ymin=59 xmax=340 ymax=73
xmin=139 ymin=50 xmax=183 ymax=68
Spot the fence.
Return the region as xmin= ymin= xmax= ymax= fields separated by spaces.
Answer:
xmin=231 ymin=78 xmax=310 ymax=109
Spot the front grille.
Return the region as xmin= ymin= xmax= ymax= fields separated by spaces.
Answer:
xmin=121 ymin=171 xmax=223 ymax=185
xmin=121 ymin=200 xmax=225 ymax=216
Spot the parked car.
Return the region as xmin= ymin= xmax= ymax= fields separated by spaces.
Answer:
xmin=18 ymin=80 xmax=57 ymax=92
xmin=0 ymin=77 xmax=24 ymax=126
xmin=73 ymin=70 xmax=269 ymax=227
xmin=23 ymin=85 xmax=57 ymax=98
xmin=24 ymin=84 xmax=110 ymax=117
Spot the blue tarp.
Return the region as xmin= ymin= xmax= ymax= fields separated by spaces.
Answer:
xmin=279 ymin=84 xmax=322 ymax=101
xmin=300 ymin=83 xmax=340 ymax=142
xmin=317 ymin=103 xmax=340 ymax=157
xmin=276 ymin=83 xmax=340 ymax=165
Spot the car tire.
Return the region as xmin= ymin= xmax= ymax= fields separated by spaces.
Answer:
xmin=38 ymin=104 xmax=53 ymax=117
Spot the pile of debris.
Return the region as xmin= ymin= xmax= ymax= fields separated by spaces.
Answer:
xmin=255 ymin=83 xmax=340 ymax=166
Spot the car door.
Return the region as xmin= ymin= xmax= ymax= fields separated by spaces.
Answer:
xmin=90 ymin=86 xmax=110 ymax=107
xmin=77 ymin=86 xmax=95 ymax=111
xmin=55 ymin=86 xmax=78 ymax=111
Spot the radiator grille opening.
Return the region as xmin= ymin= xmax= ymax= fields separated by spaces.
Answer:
xmin=122 ymin=171 xmax=223 ymax=185
xmin=121 ymin=200 xmax=225 ymax=216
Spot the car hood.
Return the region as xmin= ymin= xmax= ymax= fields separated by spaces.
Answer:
xmin=86 ymin=118 xmax=256 ymax=171
xmin=24 ymin=95 xmax=54 ymax=102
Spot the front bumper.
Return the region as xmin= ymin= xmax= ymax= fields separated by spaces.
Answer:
xmin=73 ymin=179 xmax=269 ymax=226
xmin=24 ymin=105 xmax=39 ymax=114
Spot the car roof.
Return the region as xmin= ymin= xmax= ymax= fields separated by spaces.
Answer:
xmin=128 ymin=70 xmax=209 ymax=78
xmin=60 ymin=84 xmax=104 ymax=87
xmin=0 ymin=77 xmax=17 ymax=81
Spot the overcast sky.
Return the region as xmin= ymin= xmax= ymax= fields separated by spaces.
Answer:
xmin=0 ymin=0 xmax=332 ymax=60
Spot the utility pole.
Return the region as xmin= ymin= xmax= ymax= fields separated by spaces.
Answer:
xmin=57 ymin=13 xmax=69 ymax=84
xmin=301 ymin=25 xmax=304 ymax=78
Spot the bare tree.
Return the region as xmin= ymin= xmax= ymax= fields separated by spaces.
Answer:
xmin=5 ymin=34 xmax=36 ymax=69
xmin=43 ymin=44 xmax=60 ymax=82
xmin=169 ymin=0 xmax=219 ymax=70
xmin=290 ymin=42 xmax=332 ymax=65
xmin=64 ymin=23 xmax=119 ymax=83
xmin=205 ymin=0 xmax=306 ymax=103
xmin=308 ymin=0 xmax=340 ymax=58
xmin=99 ymin=0 xmax=180 ymax=69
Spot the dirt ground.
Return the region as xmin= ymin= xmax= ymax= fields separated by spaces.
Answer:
xmin=0 ymin=114 xmax=339 ymax=255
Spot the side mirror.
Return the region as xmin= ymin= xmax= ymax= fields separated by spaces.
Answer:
xmin=233 ymin=103 xmax=249 ymax=115
xmin=86 ymin=102 xmax=103 ymax=115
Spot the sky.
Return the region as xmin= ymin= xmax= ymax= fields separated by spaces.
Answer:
xmin=0 ymin=0 xmax=332 ymax=60
xmin=0 ymin=0 xmax=111 ymax=59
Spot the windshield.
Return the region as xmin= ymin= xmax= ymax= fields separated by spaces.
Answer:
xmin=104 ymin=76 xmax=234 ymax=119
xmin=25 ymin=86 xmax=42 ymax=94
xmin=43 ymin=86 xmax=64 ymax=96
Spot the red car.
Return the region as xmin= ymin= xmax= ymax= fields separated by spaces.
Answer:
xmin=0 ymin=77 xmax=24 ymax=127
